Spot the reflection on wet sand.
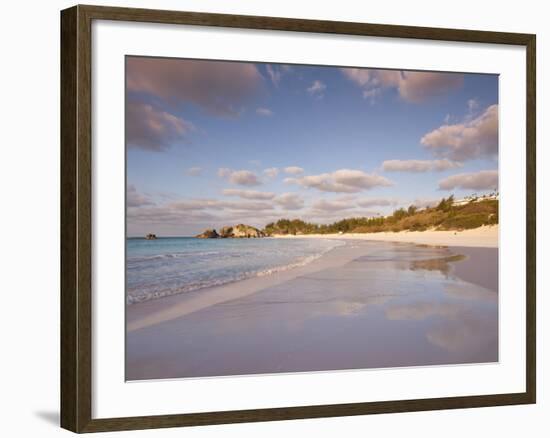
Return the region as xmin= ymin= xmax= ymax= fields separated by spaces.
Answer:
xmin=409 ymin=254 xmax=465 ymax=275
xmin=126 ymin=240 xmax=498 ymax=380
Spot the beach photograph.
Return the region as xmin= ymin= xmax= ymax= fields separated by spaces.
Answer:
xmin=125 ymin=57 xmax=499 ymax=381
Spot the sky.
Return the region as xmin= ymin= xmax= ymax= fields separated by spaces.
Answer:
xmin=126 ymin=56 xmax=498 ymax=237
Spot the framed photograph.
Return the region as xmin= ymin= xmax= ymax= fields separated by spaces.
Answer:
xmin=60 ymin=5 xmax=536 ymax=433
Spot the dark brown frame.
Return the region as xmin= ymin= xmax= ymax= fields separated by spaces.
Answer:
xmin=61 ymin=4 xmax=536 ymax=433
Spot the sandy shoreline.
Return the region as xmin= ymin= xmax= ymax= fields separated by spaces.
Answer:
xmin=127 ymin=230 xmax=498 ymax=333
xmin=271 ymin=225 xmax=498 ymax=248
xmin=126 ymin=238 xmax=498 ymax=380
xmin=127 ymin=240 xmax=358 ymax=332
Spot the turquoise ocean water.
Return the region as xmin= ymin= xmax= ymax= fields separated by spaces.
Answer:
xmin=126 ymin=237 xmax=343 ymax=304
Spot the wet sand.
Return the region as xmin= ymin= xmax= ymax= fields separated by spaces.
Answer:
xmin=126 ymin=240 xmax=498 ymax=381
xmin=450 ymin=246 xmax=498 ymax=292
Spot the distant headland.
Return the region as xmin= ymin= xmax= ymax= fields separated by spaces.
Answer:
xmin=195 ymin=195 xmax=498 ymax=239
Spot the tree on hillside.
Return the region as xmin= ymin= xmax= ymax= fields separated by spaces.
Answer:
xmin=392 ymin=208 xmax=408 ymax=220
xmin=436 ymin=195 xmax=454 ymax=212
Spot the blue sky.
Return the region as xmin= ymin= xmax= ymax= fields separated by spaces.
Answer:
xmin=126 ymin=57 xmax=498 ymax=236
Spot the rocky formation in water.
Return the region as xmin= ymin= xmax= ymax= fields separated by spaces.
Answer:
xmin=196 ymin=229 xmax=219 ymax=239
xmin=219 ymin=226 xmax=234 ymax=238
xmin=145 ymin=233 xmax=157 ymax=240
xmin=196 ymin=224 xmax=264 ymax=239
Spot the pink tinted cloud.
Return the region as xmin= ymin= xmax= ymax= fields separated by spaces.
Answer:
xmin=398 ymin=71 xmax=463 ymax=102
xmin=218 ymin=168 xmax=262 ymax=186
xmin=127 ymin=57 xmax=263 ymax=117
xmin=285 ymin=169 xmax=393 ymax=193
xmin=421 ymin=104 xmax=498 ymax=161
xmin=126 ymin=102 xmax=193 ymax=151
xmin=341 ymin=68 xmax=463 ymax=103
xmin=382 ymin=159 xmax=462 ymax=173
xmin=438 ymin=170 xmax=498 ymax=191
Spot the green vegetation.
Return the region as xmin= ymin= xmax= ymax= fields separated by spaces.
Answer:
xmin=263 ymin=197 xmax=498 ymax=236
xmin=264 ymin=219 xmax=318 ymax=236
xmin=438 ymin=198 xmax=498 ymax=230
xmin=436 ymin=194 xmax=454 ymax=212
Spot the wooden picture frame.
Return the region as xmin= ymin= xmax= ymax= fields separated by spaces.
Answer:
xmin=61 ymin=4 xmax=536 ymax=433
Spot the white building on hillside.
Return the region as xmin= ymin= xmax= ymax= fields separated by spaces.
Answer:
xmin=452 ymin=192 xmax=499 ymax=206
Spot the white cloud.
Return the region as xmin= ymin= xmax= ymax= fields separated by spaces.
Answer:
xmin=218 ymin=168 xmax=261 ymax=186
xmin=256 ymin=107 xmax=273 ymax=116
xmin=438 ymin=170 xmax=498 ymax=191
xmin=266 ymin=65 xmax=280 ymax=84
xmin=382 ymin=159 xmax=462 ymax=173
xmin=186 ymin=166 xmax=202 ymax=176
xmin=274 ymin=193 xmax=305 ymax=210
xmin=307 ymin=80 xmax=326 ymax=97
xmin=283 ymin=166 xmax=304 ymax=175
xmin=222 ymin=189 xmax=276 ymax=200
xmin=265 ymin=64 xmax=291 ymax=86
xmin=467 ymin=98 xmax=480 ymax=113
xmin=286 ymin=169 xmax=393 ymax=193
xmin=421 ymin=104 xmax=498 ymax=161
xmin=341 ymin=68 xmax=463 ymax=103
xmin=263 ymin=167 xmax=279 ymax=178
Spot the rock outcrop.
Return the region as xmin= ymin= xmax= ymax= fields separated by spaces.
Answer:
xmin=230 ymin=224 xmax=265 ymax=238
xmin=195 ymin=229 xmax=219 ymax=239
xmin=196 ymin=224 xmax=264 ymax=239
xmin=145 ymin=233 xmax=157 ymax=240
xmin=219 ymin=226 xmax=234 ymax=238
